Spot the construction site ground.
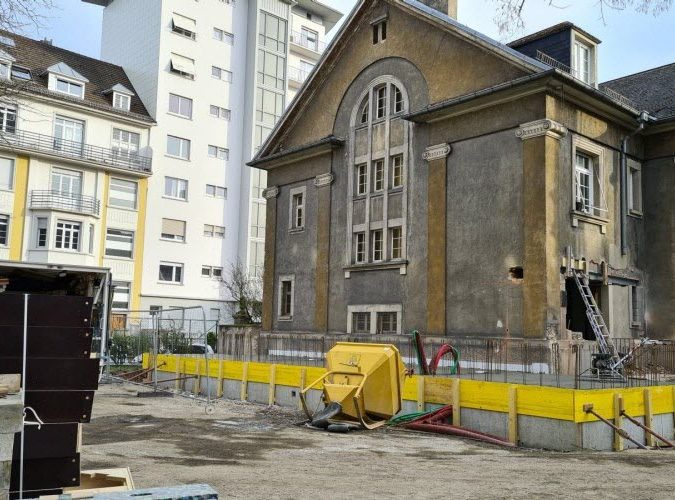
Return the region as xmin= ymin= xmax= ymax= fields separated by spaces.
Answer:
xmin=84 ymin=383 xmax=675 ymax=500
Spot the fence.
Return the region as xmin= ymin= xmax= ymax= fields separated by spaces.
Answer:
xmin=216 ymin=329 xmax=675 ymax=390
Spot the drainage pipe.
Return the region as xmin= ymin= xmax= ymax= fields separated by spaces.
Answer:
xmin=620 ymin=116 xmax=648 ymax=256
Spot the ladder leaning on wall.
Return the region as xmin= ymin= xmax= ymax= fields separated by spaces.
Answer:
xmin=572 ymin=269 xmax=625 ymax=380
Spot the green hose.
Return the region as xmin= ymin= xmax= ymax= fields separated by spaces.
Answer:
xmin=387 ymin=409 xmax=436 ymax=426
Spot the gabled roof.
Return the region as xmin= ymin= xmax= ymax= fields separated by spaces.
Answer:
xmin=601 ymin=62 xmax=675 ymax=121
xmin=254 ymin=0 xmax=549 ymax=161
xmin=508 ymin=22 xmax=601 ymax=48
xmin=0 ymin=29 xmax=152 ymax=121
xmin=104 ymin=83 xmax=134 ymax=96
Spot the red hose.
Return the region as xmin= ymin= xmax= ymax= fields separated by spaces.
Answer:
xmin=428 ymin=344 xmax=460 ymax=375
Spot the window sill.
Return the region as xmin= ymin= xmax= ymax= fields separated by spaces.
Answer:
xmin=160 ymin=238 xmax=186 ymax=244
xmin=164 ymin=154 xmax=191 ymax=162
xmin=289 ymin=227 xmax=305 ymax=234
xmin=344 ymin=260 xmax=408 ymax=278
xmin=571 ymin=210 xmax=609 ymax=234
xmin=167 ymin=112 xmax=193 ymax=121
xmin=162 ymin=196 xmax=188 ymax=203
xmin=157 ymin=281 xmax=183 ymax=286
xmin=278 ymin=316 xmax=293 ymax=322
xmin=107 ymin=205 xmax=138 ymax=213
xmin=628 ymin=210 xmax=643 ymax=219
xmin=104 ymin=255 xmax=134 ymax=262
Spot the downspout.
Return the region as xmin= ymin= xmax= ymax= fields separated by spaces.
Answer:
xmin=620 ymin=112 xmax=649 ymax=256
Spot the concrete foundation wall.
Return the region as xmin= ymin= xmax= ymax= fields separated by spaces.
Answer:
xmin=0 ymin=395 xmax=23 ymax=499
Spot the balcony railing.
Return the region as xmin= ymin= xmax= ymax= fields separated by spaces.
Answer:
xmin=288 ymin=66 xmax=311 ymax=84
xmin=290 ymin=30 xmax=325 ymax=53
xmin=0 ymin=128 xmax=152 ymax=173
xmin=30 ymin=190 xmax=101 ymax=216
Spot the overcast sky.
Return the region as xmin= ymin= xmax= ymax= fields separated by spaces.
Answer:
xmin=25 ymin=0 xmax=675 ymax=82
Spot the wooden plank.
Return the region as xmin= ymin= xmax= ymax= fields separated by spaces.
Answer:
xmin=268 ymin=364 xmax=277 ymax=406
xmin=452 ymin=378 xmax=461 ymax=426
xmin=417 ymin=376 xmax=425 ymax=412
xmin=614 ymin=393 xmax=623 ymax=452
xmin=508 ymin=386 xmax=518 ymax=445
xmin=298 ymin=368 xmax=307 ymax=411
xmin=644 ymin=388 xmax=654 ymax=447
xmin=174 ymin=355 xmax=181 ymax=391
xmin=216 ymin=360 xmax=224 ymax=398
xmin=240 ymin=362 xmax=249 ymax=401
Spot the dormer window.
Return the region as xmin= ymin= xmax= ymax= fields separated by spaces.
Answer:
xmin=0 ymin=49 xmax=15 ymax=80
xmin=571 ymin=31 xmax=597 ymax=87
xmin=11 ymin=66 xmax=31 ymax=80
xmin=56 ymin=78 xmax=84 ymax=98
xmin=46 ymin=63 xmax=88 ymax=99
xmin=105 ymin=84 xmax=135 ymax=112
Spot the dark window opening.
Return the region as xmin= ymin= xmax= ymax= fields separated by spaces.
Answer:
xmin=565 ymin=277 xmax=603 ymax=341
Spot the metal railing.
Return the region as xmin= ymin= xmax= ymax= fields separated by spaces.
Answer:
xmin=536 ymin=51 xmax=638 ymax=111
xmin=0 ymin=128 xmax=152 ymax=173
xmin=30 ymin=190 xmax=101 ymax=216
xmin=288 ymin=66 xmax=311 ymax=84
xmin=290 ymin=30 xmax=325 ymax=52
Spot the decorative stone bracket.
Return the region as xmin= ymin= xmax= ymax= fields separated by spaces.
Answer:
xmin=262 ymin=186 xmax=279 ymax=199
xmin=423 ymin=143 xmax=452 ymax=161
xmin=516 ymin=119 xmax=567 ymax=141
xmin=314 ymin=173 xmax=334 ymax=187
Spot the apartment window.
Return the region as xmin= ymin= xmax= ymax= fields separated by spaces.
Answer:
xmin=112 ymin=282 xmax=130 ymax=310
xmin=161 ymin=218 xmax=186 ymax=242
xmin=51 ymin=168 xmax=82 ymax=198
xmin=300 ymin=26 xmax=318 ymax=51
xmin=206 ymin=184 xmax=227 ymax=198
xmin=359 ymin=101 xmax=369 ymax=124
xmin=573 ymin=40 xmax=592 ymax=84
xmin=112 ymin=128 xmax=140 ymax=158
xmin=355 ymin=232 xmax=366 ymax=263
xmin=167 ymin=135 xmax=190 ymax=160
xmin=55 ymin=78 xmax=84 ymax=99
xmin=55 ymin=220 xmax=80 ymax=251
xmin=0 ymin=214 xmax=8 ymax=245
xmin=170 ymin=53 xmax=196 ymax=79
xmin=255 ymin=125 xmax=273 ymax=150
xmin=249 ymin=240 xmax=265 ymax=277
xmin=201 ymin=265 xmax=223 ymax=279
xmin=54 ymin=116 xmax=84 ymax=150
xmin=373 ymin=159 xmax=384 ymax=192
xmin=278 ymin=276 xmax=294 ymax=318
xmin=257 ymin=49 xmax=286 ymax=90
xmin=375 ymin=85 xmax=387 ymax=119
xmin=390 ymin=227 xmax=402 ymax=260
xmin=0 ymin=157 xmax=14 ymax=190
xmin=213 ymin=28 xmax=234 ymax=45
xmin=259 ymin=12 xmax=287 ymax=54
xmin=171 ymin=13 xmax=196 ymax=40
xmin=164 ymin=177 xmax=188 ymax=200
xmin=88 ymin=224 xmax=94 ymax=254
xmin=109 ymin=178 xmax=137 ymax=209
xmin=391 ymin=155 xmax=403 ymax=188
xmin=169 ymin=93 xmax=193 ymax=119
xmin=630 ymin=286 xmax=642 ymax=326
xmin=628 ymin=164 xmax=642 ymax=214
xmin=371 ymin=230 xmax=383 ymax=262
xmin=208 ymin=145 xmax=229 ymax=160
xmin=256 ymin=87 xmax=284 ymax=127
xmin=574 ymin=152 xmax=593 ymax=213
xmin=36 ymin=217 xmax=47 ymax=248
xmin=0 ymin=62 xmax=9 ymax=80
xmin=210 ymin=105 xmax=230 ymax=120
xmin=113 ymin=92 xmax=131 ymax=111
xmin=203 ymin=224 xmax=225 ymax=238
xmin=250 ymin=201 xmax=266 ymax=238
xmin=356 ymin=163 xmax=367 ymax=195
xmin=212 ymin=66 xmax=233 ymax=82
xmin=352 ymin=312 xmax=370 ymax=334
xmin=0 ymin=104 xmax=17 ymax=133
xmin=373 ymin=21 xmax=387 ymax=44
xmin=376 ymin=312 xmax=397 ymax=334
xmin=105 ymin=228 xmax=134 ymax=259
xmin=290 ymin=188 xmax=305 ymax=230
xmin=158 ymin=262 xmax=183 ymax=283
xmin=393 ymin=85 xmax=403 ymax=114
xmin=11 ymin=66 xmax=31 ymax=80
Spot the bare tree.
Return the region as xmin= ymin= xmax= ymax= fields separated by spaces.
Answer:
xmin=494 ymin=0 xmax=673 ymax=35
xmin=222 ymin=262 xmax=263 ymax=325
xmin=0 ymin=0 xmax=56 ymax=33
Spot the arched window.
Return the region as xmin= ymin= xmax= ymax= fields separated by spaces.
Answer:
xmin=347 ymin=77 xmax=410 ymax=268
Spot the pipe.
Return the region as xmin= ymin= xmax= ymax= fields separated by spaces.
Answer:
xmin=584 ymin=405 xmax=647 ymax=450
xmin=621 ymin=410 xmax=674 ymax=448
xmin=19 ymin=293 xmax=28 ymax=499
xmin=406 ymin=422 xmax=516 ymax=447
xmin=620 ymin=117 xmax=647 ymax=256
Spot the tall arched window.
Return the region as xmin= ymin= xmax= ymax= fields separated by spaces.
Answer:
xmin=347 ymin=77 xmax=410 ymax=269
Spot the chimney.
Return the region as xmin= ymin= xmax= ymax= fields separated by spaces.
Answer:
xmin=418 ymin=0 xmax=458 ymax=18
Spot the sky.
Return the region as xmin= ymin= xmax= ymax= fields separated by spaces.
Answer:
xmin=23 ymin=0 xmax=675 ymax=82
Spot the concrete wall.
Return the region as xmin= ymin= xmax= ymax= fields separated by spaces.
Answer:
xmin=0 ymin=395 xmax=23 ymax=499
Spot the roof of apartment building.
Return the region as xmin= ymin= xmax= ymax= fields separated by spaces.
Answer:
xmin=601 ymin=62 xmax=675 ymax=121
xmin=295 ymin=0 xmax=343 ymax=32
xmin=0 ymin=29 xmax=152 ymax=122
xmin=508 ymin=21 xmax=601 ymax=48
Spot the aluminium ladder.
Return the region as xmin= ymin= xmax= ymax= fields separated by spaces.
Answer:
xmin=572 ymin=269 xmax=624 ymax=378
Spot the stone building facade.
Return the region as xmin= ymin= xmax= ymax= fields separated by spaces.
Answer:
xmin=249 ymin=0 xmax=675 ymax=340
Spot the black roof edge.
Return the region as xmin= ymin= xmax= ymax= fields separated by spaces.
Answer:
xmin=247 ymin=135 xmax=344 ymax=168
xmin=508 ymin=21 xmax=601 ymax=48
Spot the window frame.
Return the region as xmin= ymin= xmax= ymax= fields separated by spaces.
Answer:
xmin=54 ymin=219 xmax=81 ymax=251
xmin=158 ymin=261 xmax=183 ymax=284
xmin=628 ymin=162 xmax=643 ymax=216
xmin=160 ymin=218 xmax=186 ymax=242
xmin=347 ymin=304 xmax=402 ymax=335
xmin=113 ymin=92 xmax=131 ymax=111
xmin=0 ymin=213 xmax=8 ymax=246
xmin=164 ymin=176 xmax=188 ymax=201
xmin=111 ymin=281 xmax=131 ymax=310
xmin=571 ymin=136 xmax=607 ymax=224
xmin=109 ymin=177 xmax=138 ymax=210
xmin=289 ymin=186 xmax=306 ymax=231
xmin=277 ymin=275 xmax=295 ymax=320
xmin=208 ymin=145 xmax=229 ymax=160
xmin=105 ymin=227 xmax=134 ymax=259
xmin=166 ymin=134 xmax=191 ymax=160
xmin=209 ymin=105 xmax=231 ymax=120
xmin=35 ymin=216 xmax=47 ymax=248
xmin=54 ymin=77 xmax=84 ymax=99
xmin=0 ymin=156 xmax=15 ymax=191
xmin=0 ymin=104 xmax=17 ymax=134
xmin=169 ymin=93 xmax=193 ymax=119
xmin=205 ymin=184 xmax=227 ymax=199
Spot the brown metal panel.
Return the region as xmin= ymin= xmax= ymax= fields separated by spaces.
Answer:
xmin=0 ymin=326 xmax=93 ymax=358
xmin=9 ymin=455 xmax=80 ymax=493
xmin=0 ymin=358 xmax=100 ymax=390
xmin=24 ymin=390 xmax=95 ymax=423
xmin=0 ymin=294 xmax=93 ymax=327
xmin=12 ymin=423 xmax=78 ymax=459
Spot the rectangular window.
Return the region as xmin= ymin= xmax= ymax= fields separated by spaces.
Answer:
xmin=201 ymin=265 xmax=224 ymax=279
xmin=11 ymin=66 xmax=31 ymax=80
xmin=169 ymin=53 xmax=195 ymax=79
xmin=291 ymin=191 xmax=304 ymax=229
xmin=376 ymin=312 xmax=397 ymax=334
xmin=213 ymin=27 xmax=234 ymax=44
xmin=205 ymin=184 xmax=227 ymax=198
xmin=375 ymin=86 xmax=387 ymax=119
xmin=356 ymin=163 xmax=367 ymax=195
xmin=251 ymin=168 xmax=268 ymax=199
xmin=203 ymin=224 xmax=225 ymax=238
xmin=161 ymin=218 xmax=186 ymax=242
xmin=373 ymin=159 xmax=384 ymax=192
xmin=164 ymin=177 xmax=188 ymax=200
xmin=0 ymin=105 xmax=17 ymax=133
xmin=630 ymin=286 xmax=641 ymax=326
xmin=158 ymin=262 xmax=183 ymax=283
xmin=371 ymin=230 xmax=383 ymax=262
xmin=249 ymin=240 xmax=265 ymax=277
xmin=390 ymin=227 xmax=402 ymax=260
xmin=51 ymin=168 xmax=82 ymax=197
xmin=169 ymin=93 xmax=193 ymax=119
xmin=0 ymin=157 xmax=15 ymax=190
xmin=355 ymin=232 xmax=366 ymax=263
xmin=391 ymin=155 xmax=403 ymax=188
xmin=55 ymin=78 xmax=84 ymax=98
xmin=212 ymin=66 xmax=233 ymax=82
xmin=36 ymin=217 xmax=47 ymax=248
xmin=250 ymin=201 xmax=266 ymax=238
xmin=210 ymin=105 xmax=231 ymax=120
xmin=109 ymin=178 xmax=137 ymax=209
xmin=255 ymin=87 xmax=284 ymax=127
xmin=105 ymin=228 xmax=134 ymax=258
xmin=88 ymin=224 xmax=94 ymax=254
xmin=0 ymin=62 xmax=9 ymax=80
xmin=629 ymin=165 xmax=642 ymax=213
xmin=167 ymin=135 xmax=191 ymax=160
xmin=208 ymin=145 xmax=229 ymax=160
xmin=0 ymin=214 xmax=8 ymax=245
xmin=280 ymin=278 xmax=293 ymax=317
xmin=257 ymin=49 xmax=286 ymax=90
xmin=373 ymin=21 xmax=387 ymax=44
xmin=352 ymin=312 xmax=371 ymax=334
xmin=259 ymin=11 xmax=287 ymax=54
xmin=55 ymin=220 xmax=80 ymax=251
xmin=171 ymin=13 xmax=196 ymax=40
xmin=573 ymin=41 xmax=591 ymax=84
xmin=54 ymin=116 xmax=84 ymax=151
xmin=113 ymin=92 xmax=131 ymax=111
xmin=393 ymin=86 xmax=403 ymax=114
xmin=112 ymin=128 xmax=140 ymax=158
xmin=574 ymin=153 xmax=593 ymax=213
xmin=300 ymin=26 xmax=319 ymax=51
xmin=112 ymin=282 xmax=131 ymax=310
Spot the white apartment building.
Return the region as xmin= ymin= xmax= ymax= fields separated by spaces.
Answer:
xmin=0 ymin=30 xmax=154 ymax=322
xmin=86 ymin=0 xmax=341 ymax=323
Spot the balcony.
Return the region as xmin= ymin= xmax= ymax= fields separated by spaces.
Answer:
xmin=290 ymin=30 xmax=325 ymax=55
xmin=30 ymin=190 xmax=101 ymax=216
xmin=288 ymin=66 xmax=311 ymax=87
xmin=0 ymin=129 xmax=152 ymax=174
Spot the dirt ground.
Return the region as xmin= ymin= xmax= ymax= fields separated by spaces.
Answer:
xmin=82 ymin=383 xmax=675 ymax=500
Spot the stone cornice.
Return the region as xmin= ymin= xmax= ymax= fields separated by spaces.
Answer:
xmin=314 ymin=173 xmax=334 ymax=187
xmin=422 ymin=143 xmax=452 ymax=161
xmin=516 ymin=119 xmax=568 ymax=141
xmin=262 ymin=186 xmax=279 ymax=199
